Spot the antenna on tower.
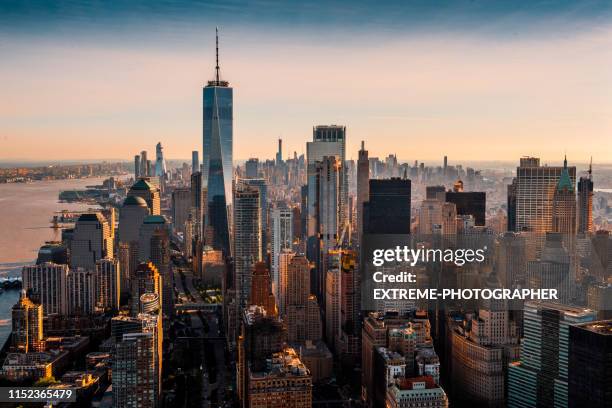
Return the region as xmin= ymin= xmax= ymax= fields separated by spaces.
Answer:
xmin=215 ymin=27 xmax=220 ymax=82
xmin=589 ymin=156 xmax=592 ymax=176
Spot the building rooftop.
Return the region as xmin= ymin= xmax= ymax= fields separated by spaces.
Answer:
xmin=130 ymin=178 xmax=154 ymax=191
xmin=577 ymin=320 xmax=612 ymax=335
xmin=250 ymin=348 xmax=310 ymax=379
xmin=123 ymin=195 xmax=147 ymax=207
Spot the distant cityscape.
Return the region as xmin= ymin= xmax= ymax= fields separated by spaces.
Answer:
xmin=1 ymin=32 xmax=612 ymax=408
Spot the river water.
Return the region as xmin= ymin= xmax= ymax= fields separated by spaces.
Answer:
xmin=0 ymin=177 xmax=110 ymax=346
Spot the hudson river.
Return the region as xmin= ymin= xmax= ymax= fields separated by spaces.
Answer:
xmin=0 ymin=177 xmax=108 ymax=345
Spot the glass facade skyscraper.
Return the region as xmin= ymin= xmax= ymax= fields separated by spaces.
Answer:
xmin=203 ymin=31 xmax=233 ymax=256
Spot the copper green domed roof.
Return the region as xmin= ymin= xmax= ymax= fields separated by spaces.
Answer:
xmin=123 ymin=195 xmax=148 ymax=207
xmin=131 ymin=179 xmax=153 ymax=191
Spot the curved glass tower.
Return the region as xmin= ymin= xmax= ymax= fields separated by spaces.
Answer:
xmin=203 ymin=28 xmax=233 ymax=256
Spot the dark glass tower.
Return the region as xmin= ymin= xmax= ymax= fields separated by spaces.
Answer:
xmin=363 ymin=178 xmax=411 ymax=234
xmin=203 ymin=28 xmax=233 ymax=256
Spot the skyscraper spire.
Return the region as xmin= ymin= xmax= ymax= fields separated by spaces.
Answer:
xmin=589 ymin=156 xmax=592 ymax=177
xmin=564 ymin=154 xmax=567 ymax=168
xmin=215 ymin=26 xmax=220 ymax=83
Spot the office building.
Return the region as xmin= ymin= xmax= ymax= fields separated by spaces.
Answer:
xmin=190 ymin=171 xmax=204 ymax=241
xmin=202 ymin=29 xmax=233 ymax=256
xmin=154 ymin=142 xmax=167 ymax=178
xmin=508 ymin=302 xmax=597 ymax=408
xmin=233 ymin=182 xmax=262 ymax=312
xmin=192 ymin=150 xmax=199 ymax=174
xmin=250 ymin=262 xmax=276 ymax=316
xmin=357 ymin=141 xmax=369 ymax=241
xmin=568 ymin=320 xmax=612 ymax=407
xmin=138 ymin=215 xmax=169 ymax=264
xmin=271 ymin=206 xmax=293 ymax=301
xmin=134 ymin=154 xmax=141 ymax=178
xmin=241 ymin=178 xmax=268 ymax=253
xmin=450 ymin=303 xmax=519 ymax=406
xmin=363 ymin=178 xmax=411 ymax=235
xmin=527 ymin=233 xmax=572 ymax=304
xmin=71 ymin=213 xmax=113 ymax=271
xmin=316 ymin=156 xmax=342 ymax=300
xmin=171 ymin=188 xmax=191 ymax=235
xmin=140 ymin=150 xmax=148 ymax=177
xmin=131 ymin=262 xmax=162 ymax=316
xmin=245 ymin=158 xmax=259 ymax=178
xmin=577 ymin=161 xmax=594 ymax=234
xmin=306 ymin=125 xmax=346 ymax=264
xmin=509 ymin=156 xmax=576 ymax=233
xmin=445 ymin=189 xmax=486 ymax=227
xmin=128 ymin=178 xmax=161 ymax=216
xmin=95 ymin=258 xmax=120 ymax=312
xmin=551 ymin=156 xmax=576 ymax=235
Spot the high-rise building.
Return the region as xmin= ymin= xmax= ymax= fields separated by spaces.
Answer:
xmin=134 ymin=154 xmax=141 ymax=178
xmin=445 ymin=189 xmax=486 ymax=226
xmin=11 ymin=291 xmax=44 ymax=353
xmin=418 ymin=200 xmax=456 ymax=236
xmin=138 ymin=215 xmax=169 ymax=264
xmin=568 ymin=320 xmax=612 ymax=407
xmin=509 ymin=156 xmax=576 ymax=233
xmin=154 ymin=142 xmax=167 ymax=178
xmin=191 ymin=150 xmax=199 ymax=175
xmin=171 ymin=187 xmax=191 ymax=235
xmin=128 ymin=179 xmax=161 ymax=215
xmin=577 ymin=161 xmax=594 ymax=234
xmin=527 ymin=233 xmax=572 ymax=304
xmin=131 ymin=262 xmax=162 ymax=317
xmin=233 ymin=182 xmax=262 ymax=312
xmin=507 ymin=301 xmax=597 ymax=408
xmin=250 ymin=262 xmax=276 ymax=315
xmin=118 ymin=195 xmax=150 ymax=299
xmin=140 ymin=150 xmax=148 ymax=177
xmin=306 ymin=125 xmax=346 ymax=253
xmin=507 ymin=179 xmax=517 ymax=232
xmin=316 ymin=156 xmax=342 ymax=301
xmin=325 ymin=252 xmax=341 ymax=352
xmin=113 ymin=332 xmax=158 ymax=408
xmin=66 ymin=267 xmax=97 ymax=315
xmin=357 ymin=141 xmax=369 ymax=242
xmin=241 ymin=178 xmax=268 ymax=253
xmin=71 ymin=213 xmax=113 ymax=271
xmin=95 ymin=258 xmax=120 ymax=312
xmin=283 ymin=255 xmax=321 ymax=343
xmin=364 ymin=178 xmax=411 ymax=235
xmin=202 ymin=28 xmax=233 ymax=256
xmin=245 ymin=158 xmax=259 ymax=178
xmin=190 ymin=171 xmax=204 ymax=241
xmin=271 ymin=206 xmax=293 ymax=301
xmin=450 ymin=299 xmax=519 ymax=406
xmin=276 ymin=138 xmax=283 ymax=164
xmin=338 ymin=250 xmax=360 ymax=361
xmin=22 ymin=262 xmax=69 ymax=315
xmin=551 ymin=156 xmax=576 ymax=235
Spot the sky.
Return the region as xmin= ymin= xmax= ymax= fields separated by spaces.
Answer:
xmin=1 ymin=1 xmax=611 ymax=164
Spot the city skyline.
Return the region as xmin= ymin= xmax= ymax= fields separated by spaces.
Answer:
xmin=1 ymin=2 xmax=612 ymax=162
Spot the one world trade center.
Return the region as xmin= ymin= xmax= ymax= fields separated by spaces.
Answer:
xmin=203 ymin=28 xmax=232 ymax=256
